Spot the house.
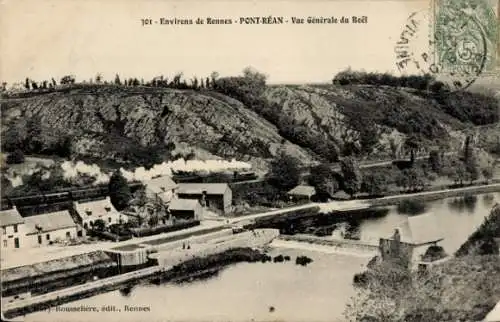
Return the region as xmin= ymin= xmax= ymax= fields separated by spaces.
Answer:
xmin=24 ymin=210 xmax=77 ymax=247
xmin=177 ymin=183 xmax=232 ymax=214
xmin=145 ymin=176 xmax=179 ymax=204
xmin=0 ymin=206 xmax=26 ymax=249
xmin=168 ymin=198 xmax=203 ymax=221
xmin=287 ymin=185 xmax=316 ymax=201
xmin=379 ymin=213 xmax=445 ymax=268
xmin=74 ymin=197 xmax=127 ymax=230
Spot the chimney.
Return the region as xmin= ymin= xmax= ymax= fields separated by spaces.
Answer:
xmin=393 ymin=228 xmax=401 ymax=242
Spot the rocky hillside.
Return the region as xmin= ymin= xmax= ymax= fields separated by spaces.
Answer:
xmin=1 ymin=82 xmax=498 ymax=170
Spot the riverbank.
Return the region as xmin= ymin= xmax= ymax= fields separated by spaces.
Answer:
xmin=1 ymin=230 xmax=279 ymax=319
xmin=367 ymin=183 xmax=500 ymax=207
xmin=2 ymin=247 xmax=271 ymax=319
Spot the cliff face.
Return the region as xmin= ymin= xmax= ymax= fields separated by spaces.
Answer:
xmin=1 ymin=87 xmax=313 ymax=169
xmin=1 ymin=84 xmax=497 ymax=170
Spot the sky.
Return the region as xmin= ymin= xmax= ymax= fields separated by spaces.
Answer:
xmin=0 ymin=0 xmax=496 ymax=84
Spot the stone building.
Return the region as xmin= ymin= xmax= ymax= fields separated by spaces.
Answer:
xmin=177 ymin=183 xmax=232 ymax=214
xmin=379 ymin=213 xmax=445 ymax=268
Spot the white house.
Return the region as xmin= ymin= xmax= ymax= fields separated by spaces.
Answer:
xmin=74 ymin=197 xmax=127 ymax=230
xmin=23 ymin=210 xmax=77 ymax=247
xmin=0 ymin=206 xmax=26 ymax=249
xmin=145 ymin=176 xmax=179 ymax=204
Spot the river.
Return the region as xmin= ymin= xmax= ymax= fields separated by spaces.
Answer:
xmin=25 ymin=192 xmax=499 ymax=322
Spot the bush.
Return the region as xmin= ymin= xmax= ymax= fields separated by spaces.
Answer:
xmin=130 ymin=220 xmax=200 ymax=237
xmin=87 ymin=229 xmax=132 ymax=242
xmin=6 ymin=150 xmax=25 ymax=164
xmin=456 ymin=205 xmax=500 ymax=256
xmin=214 ymin=75 xmax=339 ymax=161
xmin=295 ymin=255 xmax=313 ymax=266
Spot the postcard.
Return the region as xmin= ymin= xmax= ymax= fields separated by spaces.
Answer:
xmin=1 ymin=0 xmax=499 ymax=321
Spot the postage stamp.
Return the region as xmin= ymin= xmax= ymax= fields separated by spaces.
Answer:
xmin=432 ymin=0 xmax=498 ymax=75
xmin=395 ymin=0 xmax=499 ymax=90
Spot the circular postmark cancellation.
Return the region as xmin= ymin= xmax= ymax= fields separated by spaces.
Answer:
xmin=395 ymin=0 xmax=498 ymax=91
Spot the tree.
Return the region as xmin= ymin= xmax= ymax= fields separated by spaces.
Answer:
xmin=25 ymin=78 xmax=30 ymax=90
xmin=95 ymin=73 xmax=103 ymax=84
xmin=6 ymin=149 xmax=25 ymax=164
xmin=388 ymin=137 xmax=400 ymax=159
xmin=462 ymin=135 xmax=480 ymax=183
xmin=60 ymin=75 xmax=75 ymax=85
xmin=108 ymin=170 xmax=132 ymax=211
xmin=482 ymin=166 xmax=494 ymax=183
xmin=340 ymin=157 xmax=362 ymax=197
xmin=114 ymin=74 xmax=121 ymax=85
xmin=428 ymin=149 xmax=442 ymax=173
xmin=362 ymin=172 xmax=389 ymax=197
xmin=147 ymin=214 xmax=160 ymax=227
xmin=210 ymin=71 xmax=219 ymax=84
xmin=93 ymin=219 xmax=106 ymax=232
xmin=463 ymin=135 xmax=472 ymax=163
xmin=242 ymin=66 xmax=267 ymax=84
xmin=404 ymin=134 xmax=420 ymax=163
xmin=267 ymin=152 xmax=302 ymax=191
xmin=447 ymin=162 xmax=468 ymax=186
xmin=309 ymin=164 xmax=340 ymax=198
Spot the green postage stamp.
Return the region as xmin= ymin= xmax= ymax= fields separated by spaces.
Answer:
xmin=431 ymin=0 xmax=499 ymax=79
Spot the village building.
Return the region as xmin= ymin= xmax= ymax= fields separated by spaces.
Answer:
xmin=145 ymin=176 xmax=179 ymax=204
xmin=74 ymin=197 xmax=126 ymax=230
xmin=379 ymin=213 xmax=446 ymax=269
xmin=177 ymin=183 xmax=232 ymax=214
xmin=23 ymin=210 xmax=77 ymax=247
xmin=0 ymin=206 xmax=26 ymax=249
xmin=287 ymin=185 xmax=316 ymax=201
xmin=168 ymin=198 xmax=203 ymax=221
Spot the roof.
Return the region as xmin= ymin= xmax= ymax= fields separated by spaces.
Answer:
xmin=0 ymin=207 xmax=24 ymax=227
xmin=391 ymin=213 xmax=444 ymax=245
xmin=74 ymin=197 xmax=119 ymax=220
xmin=146 ymin=176 xmax=179 ymax=194
xmin=177 ymin=183 xmax=229 ymax=195
xmin=484 ymin=301 xmax=500 ymax=322
xmin=24 ymin=210 xmax=76 ymax=234
xmin=332 ymin=190 xmax=351 ymax=200
xmin=288 ymin=185 xmax=316 ymax=197
xmin=169 ymin=198 xmax=202 ymax=211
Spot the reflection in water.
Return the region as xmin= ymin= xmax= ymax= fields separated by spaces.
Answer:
xmin=447 ymin=194 xmax=478 ymax=213
xmin=25 ymin=193 xmax=499 ymax=322
xmin=396 ymin=199 xmax=428 ymax=215
xmin=119 ymin=285 xmax=133 ymax=297
xmin=358 ymin=193 xmax=498 ymax=255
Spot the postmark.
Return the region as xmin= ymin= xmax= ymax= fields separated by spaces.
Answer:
xmin=395 ymin=0 xmax=498 ymax=91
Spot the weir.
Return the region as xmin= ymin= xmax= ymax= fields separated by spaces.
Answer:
xmin=276 ymin=234 xmax=379 ymax=254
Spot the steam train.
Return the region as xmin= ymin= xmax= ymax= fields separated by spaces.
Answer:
xmin=172 ymin=170 xmax=258 ymax=183
xmin=1 ymin=183 xmax=143 ymax=209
